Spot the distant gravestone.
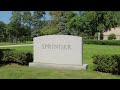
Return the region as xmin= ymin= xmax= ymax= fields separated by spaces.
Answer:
xmin=29 ymin=35 xmax=88 ymax=70
xmin=13 ymin=38 xmax=17 ymax=43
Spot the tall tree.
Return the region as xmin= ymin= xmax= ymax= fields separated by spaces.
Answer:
xmin=6 ymin=21 xmax=21 ymax=43
xmin=58 ymin=11 xmax=67 ymax=34
xmin=9 ymin=11 xmax=33 ymax=42
xmin=0 ymin=21 xmax=6 ymax=41
xmin=6 ymin=23 xmax=12 ymax=41
xmin=49 ymin=11 xmax=77 ymax=34
xmin=61 ymin=11 xmax=77 ymax=34
xmin=49 ymin=11 xmax=62 ymax=26
xmin=31 ymin=11 xmax=46 ymax=37
xmin=67 ymin=11 xmax=119 ymax=39
xmin=9 ymin=11 xmax=23 ymax=42
xmin=21 ymin=11 xmax=32 ymax=40
xmin=10 ymin=11 xmax=22 ymax=23
xmin=22 ymin=11 xmax=32 ymax=27
xmin=67 ymin=16 xmax=85 ymax=36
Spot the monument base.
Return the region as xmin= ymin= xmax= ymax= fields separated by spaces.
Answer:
xmin=29 ymin=62 xmax=88 ymax=70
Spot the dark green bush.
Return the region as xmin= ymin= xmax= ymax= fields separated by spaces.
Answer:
xmin=83 ymin=40 xmax=120 ymax=45
xmin=0 ymin=49 xmax=33 ymax=65
xmin=93 ymin=54 xmax=120 ymax=75
xmin=108 ymin=33 xmax=116 ymax=40
xmin=0 ymin=49 xmax=11 ymax=61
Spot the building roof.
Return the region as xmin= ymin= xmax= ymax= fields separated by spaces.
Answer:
xmin=103 ymin=27 xmax=120 ymax=36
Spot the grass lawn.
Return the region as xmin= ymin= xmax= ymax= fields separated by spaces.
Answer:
xmin=0 ymin=64 xmax=120 ymax=79
xmin=0 ymin=41 xmax=33 ymax=46
xmin=83 ymin=44 xmax=120 ymax=70
xmin=1 ymin=44 xmax=120 ymax=79
xmin=0 ymin=46 xmax=33 ymax=53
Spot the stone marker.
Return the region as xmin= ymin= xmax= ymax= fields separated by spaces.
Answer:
xmin=29 ymin=35 xmax=88 ymax=70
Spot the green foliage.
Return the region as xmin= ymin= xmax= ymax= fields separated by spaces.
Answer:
xmin=31 ymin=11 xmax=46 ymax=37
xmin=0 ymin=49 xmax=33 ymax=65
xmin=83 ymin=40 xmax=120 ymax=45
xmin=41 ymin=25 xmax=59 ymax=35
xmin=6 ymin=20 xmax=21 ymax=42
xmin=10 ymin=11 xmax=22 ymax=23
xmin=32 ymin=11 xmax=45 ymax=27
xmin=2 ymin=11 xmax=120 ymax=42
xmin=67 ymin=16 xmax=84 ymax=35
xmin=22 ymin=11 xmax=32 ymax=27
xmin=0 ymin=21 xmax=6 ymax=41
xmin=93 ymin=54 xmax=120 ymax=74
xmin=58 ymin=11 xmax=67 ymax=34
xmin=49 ymin=11 xmax=77 ymax=35
xmin=4 ymin=11 xmax=120 ymax=40
xmin=49 ymin=11 xmax=63 ymax=25
xmin=108 ymin=33 xmax=116 ymax=40
xmin=67 ymin=11 xmax=119 ymax=38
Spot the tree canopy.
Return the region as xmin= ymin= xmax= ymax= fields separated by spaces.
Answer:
xmin=1 ymin=11 xmax=120 ymax=42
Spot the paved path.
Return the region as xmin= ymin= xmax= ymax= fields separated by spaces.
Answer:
xmin=0 ymin=44 xmax=33 ymax=48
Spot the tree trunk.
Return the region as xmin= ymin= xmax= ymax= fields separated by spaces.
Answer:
xmin=100 ymin=31 xmax=103 ymax=40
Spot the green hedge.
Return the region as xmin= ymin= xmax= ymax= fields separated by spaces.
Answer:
xmin=0 ymin=49 xmax=33 ymax=65
xmin=93 ymin=54 xmax=120 ymax=75
xmin=108 ymin=34 xmax=116 ymax=40
xmin=83 ymin=40 xmax=120 ymax=45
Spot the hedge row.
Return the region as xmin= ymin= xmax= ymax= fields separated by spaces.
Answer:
xmin=83 ymin=40 xmax=120 ymax=45
xmin=93 ymin=54 xmax=120 ymax=75
xmin=0 ymin=49 xmax=33 ymax=65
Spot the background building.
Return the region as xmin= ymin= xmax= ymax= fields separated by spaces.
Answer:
xmin=103 ymin=27 xmax=120 ymax=40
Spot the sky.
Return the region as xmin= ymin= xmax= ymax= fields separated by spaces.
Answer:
xmin=0 ymin=11 xmax=12 ymax=24
xmin=0 ymin=11 xmax=51 ymax=24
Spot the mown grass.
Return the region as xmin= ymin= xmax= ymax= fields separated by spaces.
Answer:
xmin=0 ymin=41 xmax=33 ymax=46
xmin=83 ymin=44 xmax=120 ymax=70
xmin=0 ymin=45 xmax=33 ymax=53
xmin=0 ymin=44 xmax=120 ymax=78
xmin=0 ymin=64 xmax=120 ymax=79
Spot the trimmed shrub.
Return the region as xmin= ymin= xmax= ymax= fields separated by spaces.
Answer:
xmin=108 ymin=33 xmax=116 ymax=40
xmin=0 ymin=49 xmax=33 ymax=65
xmin=83 ymin=40 xmax=120 ymax=45
xmin=0 ymin=49 xmax=11 ymax=61
xmin=93 ymin=54 xmax=120 ymax=75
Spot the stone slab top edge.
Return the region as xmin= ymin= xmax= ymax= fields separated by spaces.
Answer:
xmin=34 ymin=35 xmax=83 ymax=39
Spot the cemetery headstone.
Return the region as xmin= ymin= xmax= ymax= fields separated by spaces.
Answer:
xmin=29 ymin=35 xmax=88 ymax=70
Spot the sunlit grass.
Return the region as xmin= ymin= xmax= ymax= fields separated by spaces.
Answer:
xmin=0 ymin=44 xmax=120 ymax=78
xmin=0 ymin=41 xmax=33 ymax=46
xmin=83 ymin=44 xmax=120 ymax=70
xmin=0 ymin=64 xmax=120 ymax=79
